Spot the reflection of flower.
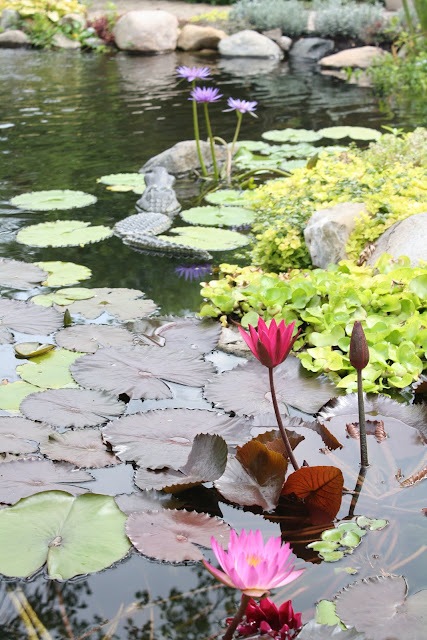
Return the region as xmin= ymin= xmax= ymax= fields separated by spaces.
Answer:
xmin=203 ymin=529 xmax=304 ymax=598
xmin=189 ymin=86 xmax=223 ymax=103
xmin=174 ymin=264 xmax=212 ymax=282
xmin=230 ymin=597 xmax=302 ymax=638
xmin=238 ymin=318 xmax=300 ymax=369
xmin=176 ymin=66 xmax=211 ymax=82
xmin=225 ymin=97 xmax=258 ymax=114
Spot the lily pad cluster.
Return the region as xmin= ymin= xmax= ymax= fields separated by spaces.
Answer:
xmin=307 ymin=517 xmax=387 ymax=562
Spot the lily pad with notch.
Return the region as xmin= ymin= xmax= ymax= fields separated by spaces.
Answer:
xmin=180 ymin=206 xmax=255 ymax=227
xmin=31 ymin=287 xmax=95 ymax=308
xmin=16 ymin=220 xmax=113 ymax=247
xmin=55 ymin=324 xmax=134 ymax=353
xmin=40 ymin=429 xmax=120 ymax=468
xmin=159 ymin=226 xmax=249 ymax=251
xmin=10 ymin=190 xmax=97 ymax=211
xmin=0 ymin=258 xmax=47 ymax=290
xmin=0 ymin=417 xmax=53 ymax=455
xmin=0 ymin=297 xmax=63 ymax=334
xmin=36 ymin=261 xmax=92 ymax=287
xmin=17 ymin=349 xmax=83 ymax=390
xmin=54 ymin=287 xmax=157 ymax=321
xmin=130 ymin=316 xmax=220 ymax=354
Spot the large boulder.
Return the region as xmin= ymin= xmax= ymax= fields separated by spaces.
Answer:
xmin=140 ymin=140 xmax=228 ymax=177
xmin=52 ymin=32 xmax=81 ymax=49
xmin=262 ymin=28 xmax=292 ymax=52
xmin=289 ymin=37 xmax=334 ymax=61
xmin=0 ymin=30 xmax=29 ymax=47
xmin=304 ymin=203 xmax=367 ymax=268
xmin=218 ymin=30 xmax=283 ymax=59
xmin=177 ymin=24 xmax=227 ymax=51
xmin=113 ymin=10 xmax=178 ymax=53
xmin=0 ymin=9 xmax=20 ymax=30
xmin=320 ymin=46 xmax=387 ymax=69
xmin=366 ymin=212 xmax=427 ymax=268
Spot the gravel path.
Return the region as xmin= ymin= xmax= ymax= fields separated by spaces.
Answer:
xmin=85 ymin=0 xmax=232 ymax=21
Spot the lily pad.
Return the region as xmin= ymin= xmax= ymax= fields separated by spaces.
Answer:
xmin=36 ymin=261 xmax=92 ymax=287
xmin=126 ymin=509 xmax=230 ymax=563
xmin=130 ymin=316 xmax=220 ymax=354
xmin=298 ymin=620 xmax=366 ymax=639
xmin=262 ymin=128 xmax=322 ymax=143
xmin=204 ymin=189 xmax=247 ymax=206
xmin=40 ymin=430 xmax=120 ymax=468
xmin=10 ymin=190 xmax=97 ymax=211
xmin=54 ymin=287 xmax=157 ymax=321
xmin=31 ymin=287 xmax=95 ymax=308
xmin=97 ymin=173 xmax=145 ymax=193
xmin=317 ymin=126 xmax=381 ymax=141
xmin=16 ymin=220 xmax=112 ymax=247
xmin=55 ymin=325 xmax=134 ymax=353
xmin=20 ymin=389 xmax=126 ymax=428
xmin=0 ymin=458 xmax=92 ymax=504
xmin=0 ymin=298 xmax=63 ymax=334
xmin=0 ymin=417 xmax=52 ymax=454
xmin=334 ymin=575 xmax=427 ymax=640
xmin=0 ymin=258 xmax=47 ymax=290
xmin=115 ymin=491 xmax=183 ymax=515
xmin=159 ymin=227 xmax=249 ymax=251
xmin=0 ymin=326 xmax=13 ymax=344
xmin=14 ymin=343 xmax=55 ymax=359
xmin=180 ymin=206 xmax=255 ymax=227
xmin=17 ymin=349 xmax=83 ymax=389
xmin=0 ymin=491 xmax=130 ymax=578
xmin=0 ymin=381 xmax=43 ymax=411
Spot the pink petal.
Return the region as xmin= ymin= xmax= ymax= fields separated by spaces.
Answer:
xmin=273 ymin=568 xmax=305 ymax=588
xmin=202 ymin=560 xmax=236 ymax=588
xmin=239 ymin=325 xmax=259 ymax=360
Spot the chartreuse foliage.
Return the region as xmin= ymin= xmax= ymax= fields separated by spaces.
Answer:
xmin=199 ymin=257 xmax=427 ymax=392
xmin=241 ymin=142 xmax=427 ymax=271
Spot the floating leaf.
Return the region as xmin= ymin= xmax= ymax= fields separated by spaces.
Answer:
xmin=55 ymin=325 xmax=134 ymax=353
xmin=16 ymin=220 xmax=112 ymax=247
xmin=102 ymin=408 xmax=251 ymax=469
xmin=130 ymin=316 xmax=220 ymax=354
xmin=0 ymin=327 xmax=13 ymax=344
xmin=204 ymin=189 xmax=247 ymax=206
xmin=0 ymin=381 xmax=42 ymax=411
xmin=20 ymin=389 xmax=126 ymax=428
xmin=115 ymin=491 xmax=183 ymax=515
xmin=126 ymin=509 xmax=230 ymax=562
xmin=0 ymin=417 xmax=52 ymax=454
xmin=159 ymin=226 xmax=249 ymax=251
xmin=0 ymin=458 xmax=92 ymax=504
xmin=398 ymin=463 xmax=427 ymax=487
xmin=0 ymin=258 xmax=47 ymax=290
xmin=97 ymin=172 xmax=145 ymax=192
xmin=0 ymin=298 xmax=63 ymax=334
xmin=204 ymin=358 xmax=337 ymax=416
xmin=40 ymin=430 xmax=120 ymax=468
xmin=262 ymin=128 xmax=322 ymax=143
xmin=356 ymin=516 xmax=387 ymax=531
xmin=31 ymin=287 xmax=95 ymax=307
xmin=17 ymin=349 xmax=83 ymax=389
xmin=14 ymin=343 xmax=55 ymax=359
xmin=298 ymin=619 xmax=366 ymax=639
xmin=215 ymin=439 xmax=287 ymax=511
xmin=334 ymin=575 xmax=427 ymax=640
xmin=180 ymin=206 xmax=255 ymax=227
xmin=10 ymin=190 xmax=97 ymax=211
xmin=36 ymin=261 xmax=92 ymax=287
xmin=317 ymin=126 xmax=381 ymax=141
xmin=315 ymin=600 xmax=343 ymax=626
xmin=72 ymin=347 xmax=215 ymax=400
xmin=0 ymin=491 xmax=130 ymax=578
xmin=54 ymin=287 xmax=157 ymax=321
xmin=282 ymin=466 xmax=344 ymax=522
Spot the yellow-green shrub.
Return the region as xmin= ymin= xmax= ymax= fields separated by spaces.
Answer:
xmin=0 ymin=0 xmax=86 ymax=20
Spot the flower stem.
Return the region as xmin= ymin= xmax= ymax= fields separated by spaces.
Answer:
xmin=269 ymin=368 xmax=299 ymax=471
xmin=230 ymin=111 xmax=242 ymax=160
xmin=222 ymin=594 xmax=250 ymax=640
xmin=357 ymin=369 xmax=369 ymax=467
xmin=192 ymin=82 xmax=208 ymax=177
xmin=203 ymin=102 xmax=219 ymax=181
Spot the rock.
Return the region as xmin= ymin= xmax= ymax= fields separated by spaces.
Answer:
xmin=113 ymin=10 xmax=178 ymax=53
xmin=218 ymin=326 xmax=250 ymax=358
xmin=304 ymin=203 xmax=367 ymax=268
xmin=262 ymin=28 xmax=292 ymax=52
xmin=0 ymin=9 xmax=20 ymax=30
xmin=320 ymin=46 xmax=387 ymax=69
xmin=83 ymin=36 xmax=104 ymax=49
xmin=218 ymin=29 xmax=284 ymax=60
xmin=59 ymin=13 xmax=87 ymax=29
xmin=278 ymin=36 xmax=292 ymax=52
xmin=289 ymin=37 xmax=334 ymax=61
xmin=52 ymin=32 xmax=81 ymax=49
xmin=366 ymin=212 xmax=427 ymax=268
xmin=177 ymin=24 xmax=227 ymax=51
xmin=0 ymin=30 xmax=29 ymax=47
xmin=262 ymin=28 xmax=282 ymax=41
xmin=321 ymin=68 xmax=373 ymax=88
xmin=140 ymin=140 xmax=228 ymax=177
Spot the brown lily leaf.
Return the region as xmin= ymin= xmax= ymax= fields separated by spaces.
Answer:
xmin=215 ymin=439 xmax=288 ymax=512
xmin=115 ymin=491 xmax=184 ymax=515
xmin=281 ymin=466 xmax=344 ymax=522
xmin=131 ymin=316 xmax=221 ymax=354
xmin=0 ymin=417 xmax=53 ymax=455
xmin=398 ymin=463 xmax=427 ymax=488
xmin=0 ymin=258 xmax=47 ymax=290
xmin=346 ymin=420 xmax=387 ymax=443
xmin=55 ymin=324 xmax=134 ymax=353
xmin=55 ymin=287 xmax=157 ymax=321
xmin=254 ymin=429 xmax=304 ymax=458
xmin=0 ymin=298 xmax=63 ymax=335
xmin=40 ymin=429 xmax=120 ymax=468
xmin=126 ymin=509 xmax=230 ymax=562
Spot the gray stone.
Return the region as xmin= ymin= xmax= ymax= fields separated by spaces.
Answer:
xmin=277 ymin=36 xmax=292 ymax=52
xmin=59 ymin=13 xmax=87 ymax=29
xmin=290 ymin=37 xmax=334 ymax=61
xmin=0 ymin=30 xmax=29 ymax=48
xmin=304 ymin=203 xmax=367 ymax=268
xmin=113 ymin=10 xmax=178 ymax=53
xmin=218 ymin=29 xmax=284 ymax=60
xmin=366 ymin=212 xmax=427 ymax=268
xmin=0 ymin=9 xmax=20 ymax=30
xmin=218 ymin=326 xmax=250 ymax=358
xmin=177 ymin=24 xmax=226 ymax=51
xmin=262 ymin=28 xmax=292 ymax=52
xmin=320 ymin=46 xmax=387 ymax=69
xmin=140 ymin=140 xmax=228 ymax=177
xmin=52 ymin=32 xmax=81 ymax=49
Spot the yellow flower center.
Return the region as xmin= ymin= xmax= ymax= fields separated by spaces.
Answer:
xmin=246 ymin=554 xmax=261 ymax=567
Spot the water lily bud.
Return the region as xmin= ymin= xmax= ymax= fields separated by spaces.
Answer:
xmin=349 ymin=321 xmax=369 ymax=370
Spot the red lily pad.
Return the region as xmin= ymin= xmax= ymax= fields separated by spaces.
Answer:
xmin=281 ymin=466 xmax=344 ymax=522
xmin=55 ymin=324 xmax=134 ymax=353
xmin=0 ymin=298 xmax=63 ymax=335
xmin=0 ymin=417 xmax=53 ymax=454
xmin=0 ymin=258 xmax=47 ymax=290
xmin=131 ymin=316 xmax=220 ymax=354
xmin=39 ymin=429 xmax=120 ymax=468
xmin=126 ymin=509 xmax=230 ymax=562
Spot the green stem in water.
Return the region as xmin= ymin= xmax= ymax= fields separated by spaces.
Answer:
xmin=222 ymin=594 xmax=250 ymax=640
xmin=230 ymin=111 xmax=243 ymax=160
xmin=269 ymin=367 xmax=299 ymax=472
xmin=357 ymin=369 xmax=369 ymax=468
xmin=192 ymin=81 xmax=208 ymax=177
xmin=203 ymin=102 xmax=219 ymax=181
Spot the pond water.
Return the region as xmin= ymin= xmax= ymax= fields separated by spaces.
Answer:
xmin=0 ymin=49 xmax=426 ymax=639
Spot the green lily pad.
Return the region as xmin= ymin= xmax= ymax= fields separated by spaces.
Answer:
xmin=16 ymin=349 xmax=83 ymax=389
xmin=317 ymin=126 xmax=381 ymax=141
xmin=262 ymin=128 xmax=322 ymax=143
xmin=320 ymin=550 xmax=345 ymax=562
xmin=0 ymin=491 xmax=130 ymax=579
xmin=279 ymin=159 xmax=307 ymax=172
xmin=31 ymin=288 xmax=94 ymax=307
xmin=307 ymin=540 xmax=340 ymax=553
xmin=315 ymin=600 xmax=343 ymax=626
xmin=16 ymin=221 xmax=113 ymax=248
xmin=180 ymin=206 xmax=255 ymax=227
xmin=356 ymin=516 xmax=388 ymax=531
xmin=10 ymin=190 xmax=97 ymax=211
xmin=14 ymin=343 xmax=55 ymax=359
xmin=321 ymin=528 xmax=343 ymax=542
xmin=204 ymin=189 xmax=248 ymax=206
xmin=340 ymin=531 xmax=361 ymax=548
xmin=159 ymin=227 xmax=249 ymax=251
xmin=337 ymin=522 xmax=367 ymax=537
xmin=0 ymin=381 xmax=43 ymax=411
xmin=97 ymin=172 xmax=145 ymax=192
xmin=36 ymin=261 xmax=92 ymax=287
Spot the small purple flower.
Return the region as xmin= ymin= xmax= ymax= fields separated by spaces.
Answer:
xmin=176 ymin=66 xmax=211 ymax=82
xmin=189 ymin=86 xmax=223 ymax=104
xmin=174 ymin=264 xmax=212 ymax=282
xmin=225 ymin=98 xmax=258 ymax=114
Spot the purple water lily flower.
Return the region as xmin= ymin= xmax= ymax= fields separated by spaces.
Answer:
xmin=225 ymin=98 xmax=258 ymax=114
xmin=176 ymin=66 xmax=212 ymax=82
xmin=189 ymin=86 xmax=223 ymax=104
xmin=174 ymin=264 xmax=212 ymax=282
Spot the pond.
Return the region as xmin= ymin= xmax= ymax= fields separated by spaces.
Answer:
xmin=0 ymin=48 xmax=426 ymax=639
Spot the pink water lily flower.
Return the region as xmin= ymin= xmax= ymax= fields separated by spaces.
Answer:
xmin=238 ymin=318 xmax=300 ymax=369
xmin=203 ymin=529 xmax=304 ymax=598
